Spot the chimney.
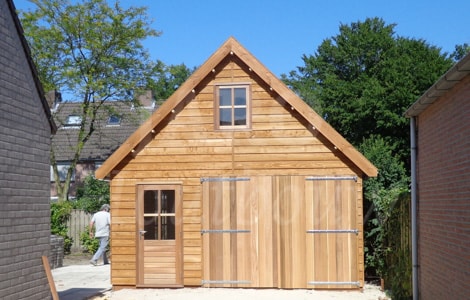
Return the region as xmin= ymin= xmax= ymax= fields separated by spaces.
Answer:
xmin=45 ymin=90 xmax=62 ymax=109
xmin=137 ymin=90 xmax=154 ymax=107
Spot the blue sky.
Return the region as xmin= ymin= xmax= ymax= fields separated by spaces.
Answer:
xmin=14 ymin=0 xmax=470 ymax=77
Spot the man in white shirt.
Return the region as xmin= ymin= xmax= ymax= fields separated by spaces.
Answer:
xmin=89 ymin=204 xmax=110 ymax=266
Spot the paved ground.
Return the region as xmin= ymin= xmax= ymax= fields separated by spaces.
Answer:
xmin=52 ymin=255 xmax=389 ymax=300
xmin=52 ymin=263 xmax=111 ymax=300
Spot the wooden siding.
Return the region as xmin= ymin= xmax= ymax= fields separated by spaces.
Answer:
xmin=108 ymin=55 xmax=364 ymax=288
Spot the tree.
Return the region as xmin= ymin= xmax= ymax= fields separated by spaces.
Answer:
xmin=20 ymin=0 xmax=160 ymax=201
xmin=74 ymin=174 xmax=110 ymax=214
xmin=282 ymin=17 xmax=454 ymax=278
xmin=451 ymin=43 xmax=470 ymax=61
xmin=150 ymin=61 xmax=195 ymax=104
xmin=283 ymin=17 xmax=453 ymax=167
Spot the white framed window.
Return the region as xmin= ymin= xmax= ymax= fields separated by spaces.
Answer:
xmin=214 ymin=84 xmax=251 ymax=129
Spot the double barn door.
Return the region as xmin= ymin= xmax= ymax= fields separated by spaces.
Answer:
xmin=202 ymin=176 xmax=360 ymax=289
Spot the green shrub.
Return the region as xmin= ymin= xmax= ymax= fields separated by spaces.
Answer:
xmin=74 ymin=175 xmax=110 ymax=214
xmin=80 ymin=225 xmax=100 ymax=254
xmin=50 ymin=201 xmax=73 ymax=254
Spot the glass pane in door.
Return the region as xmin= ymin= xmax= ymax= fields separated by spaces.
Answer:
xmin=144 ymin=216 xmax=158 ymax=240
xmin=144 ymin=191 xmax=158 ymax=213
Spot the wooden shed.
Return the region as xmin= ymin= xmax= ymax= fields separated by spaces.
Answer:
xmin=95 ymin=37 xmax=377 ymax=290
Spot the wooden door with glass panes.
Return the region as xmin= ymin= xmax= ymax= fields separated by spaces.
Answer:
xmin=136 ymin=184 xmax=182 ymax=287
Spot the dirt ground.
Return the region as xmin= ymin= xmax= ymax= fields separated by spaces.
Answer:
xmin=63 ymin=252 xmax=93 ymax=266
xmin=63 ymin=254 xmax=390 ymax=300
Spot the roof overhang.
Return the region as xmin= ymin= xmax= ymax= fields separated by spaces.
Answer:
xmin=405 ymin=52 xmax=470 ymax=117
xmin=96 ymin=37 xmax=377 ymax=179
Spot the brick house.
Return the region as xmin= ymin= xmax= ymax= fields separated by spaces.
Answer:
xmin=49 ymin=91 xmax=156 ymax=199
xmin=0 ymin=0 xmax=57 ymax=299
xmin=405 ymin=52 xmax=470 ymax=299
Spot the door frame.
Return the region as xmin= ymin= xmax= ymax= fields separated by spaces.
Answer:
xmin=136 ymin=183 xmax=183 ymax=287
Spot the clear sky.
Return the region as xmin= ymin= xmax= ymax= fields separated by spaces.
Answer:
xmin=14 ymin=0 xmax=470 ymax=77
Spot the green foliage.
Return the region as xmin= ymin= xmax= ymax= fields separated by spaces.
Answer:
xmin=79 ymin=225 xmax=100 ymax=254
xmin=450 ymin=43 xmax=470 ymax=61
xmin=283 ymin=17 xmax=453 ymax=169
xmin=20 ymin=0 xmax=160 ymax=201
xmin=74 ymin=174 xmax=110 ymax=214
xmin=282 ymin=17 xmax=452 ymax=278
xmin=20 ymin=0 xmax=160 ymax=97
xmin=50 ymin=201 xmax=73 ymax=254
xmin=149 ymin=61 xmax=195 ymax=103
xmin=359 ymin=136 xmax=409 ymax=277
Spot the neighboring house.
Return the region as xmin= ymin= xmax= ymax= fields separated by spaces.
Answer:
xmin=0 ymin=0 xmax=57 ymax=299
xmin=96 ymin=37 xmax=377 ymax=290
xmin=405 ymin=53 xmax=470 ymax=299
xmin=49 ymin=90 xmax=156 ymax=199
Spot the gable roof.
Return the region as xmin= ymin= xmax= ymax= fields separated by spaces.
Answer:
xmin=7 ymin=0 xmax=57 ymax=133
xmin=95 ymin=37 xmax=377 ymax=179
xmin=52 ymin=100 xmax=156 ymax=162
xmin=405 ymin=52 xmax=470 ymax=117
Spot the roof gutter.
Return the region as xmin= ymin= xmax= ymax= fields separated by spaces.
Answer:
xmin=405 ymin=53 xmax=470 ymax=117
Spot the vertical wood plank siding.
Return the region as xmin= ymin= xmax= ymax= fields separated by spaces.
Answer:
xmin=109 ymin=56 xmax=363 ymax=288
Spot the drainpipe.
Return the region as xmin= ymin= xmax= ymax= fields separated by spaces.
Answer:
xmin=410 ymin=117 xmax=418 ymax=300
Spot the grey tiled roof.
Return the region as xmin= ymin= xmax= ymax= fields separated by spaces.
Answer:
xmin=52 ymin=101 xmax=155 ymax=162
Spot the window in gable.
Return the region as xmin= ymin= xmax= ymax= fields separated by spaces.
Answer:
xmin=107 ymin=115 xmax=121 ymax=126
xmin=215 ymin=84 xmax=251 ymax=129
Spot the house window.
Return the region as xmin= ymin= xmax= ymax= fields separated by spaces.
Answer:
xmin=107 ymin=115 xmax=121 ymax=126
xmin=50 ymin=164 xmax=75 ymax=182
xmin=215 ymin=84 xmax=250 ymax=129
xmin=64 ymin=115 xmax=82 ymax=127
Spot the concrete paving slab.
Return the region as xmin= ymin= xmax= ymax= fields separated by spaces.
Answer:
xmin=52 ymin=263 xmax=111 ymax=300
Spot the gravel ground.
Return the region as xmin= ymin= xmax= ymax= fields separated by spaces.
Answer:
xmin=100 ymin=285 xmax=390 ymax=300
xmin=64 ymin=254 xmax=389 ymax=300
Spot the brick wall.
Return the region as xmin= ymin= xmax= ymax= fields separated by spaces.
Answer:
xmin=416 ymin=75 xmax=470 ymax=299
xmin=0 ymin=1 xmax=53 ymax=299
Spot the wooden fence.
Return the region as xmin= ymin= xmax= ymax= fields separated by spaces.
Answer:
xmin=384 ymin=193 xmax=412 ymax=298
xmin=67 ymin=209 xmax=91 ymax=253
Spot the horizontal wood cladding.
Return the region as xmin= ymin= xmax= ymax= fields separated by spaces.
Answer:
xmin=109 ymin=55 xmax=363 ymax=288
xmin=110 ymin=178 xmax=203 ymax=287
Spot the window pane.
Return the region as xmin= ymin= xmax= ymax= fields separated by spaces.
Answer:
xmin=161 ymin=190 xmax=175 ymax=214
xmin=65 ymin=115 xmax=82 ymax=126
xmin=234 ymin=88 xmax=246 ymax=105
xmin=234 ymin=108 xmax=246 ymax=125
xmin=107 ymin=115 xmax=121 ymax=125
xmin=219 ymin=88 xmax=232 ymax=106
xmin=220 ymin=108 xmax=232 ymax=125
xmin=161 ymin=216 xmax=175 ymax=240
xmin=144 ymin=191 xmax=158 ymax=214
xmin=144 ymin=216 xmax=158 ymax=240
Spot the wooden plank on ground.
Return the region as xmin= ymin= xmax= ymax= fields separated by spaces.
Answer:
xmin=42 ymin=256 xmax=59 ymax=300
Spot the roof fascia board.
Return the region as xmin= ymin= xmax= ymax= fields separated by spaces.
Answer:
xmin=405 ymin=52 xmax=470 ymax=117
xmin=7 ymin=0 xmax=57 ymax=133
xmin=96 ymin=37 xmax=377 ymax=178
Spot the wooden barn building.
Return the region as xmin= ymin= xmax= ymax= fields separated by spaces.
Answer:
xmin=96 ymin=37 xmax=377 ymax=290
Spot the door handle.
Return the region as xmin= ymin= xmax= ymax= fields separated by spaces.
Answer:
xmin=139 ymin=230 xmax=147 ymax=239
